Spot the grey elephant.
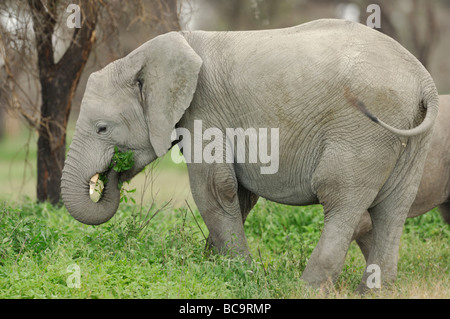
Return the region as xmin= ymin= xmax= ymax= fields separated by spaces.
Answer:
xmin=353 ymin=95 xmax=450 ymax=260
xmin=61 ymin=19 xmax=439 ymax=290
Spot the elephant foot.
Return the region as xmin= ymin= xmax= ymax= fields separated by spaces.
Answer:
xmin=300 ymin=276 xmax=337 ymax=296
xmin=356 ymin=282 xmax=375 ymax=295
xmin=204 ymin=235 xmax=252 ymax=264
xmin=356 ymin=279 xmax=397 ymax=296
xmin=203 ymin=236 xmax=216 ymax=258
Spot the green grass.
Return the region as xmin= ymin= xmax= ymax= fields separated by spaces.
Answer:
xmin=0 ymin=199 xmax=448 ymax=299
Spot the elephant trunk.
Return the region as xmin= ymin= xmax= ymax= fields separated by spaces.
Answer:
xmin=61 ymin=137 xmax=120 ymax=225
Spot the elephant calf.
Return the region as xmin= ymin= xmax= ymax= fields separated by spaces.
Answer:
xmin=353 ymin=95 xmax=450 ymax=260
xmin=61 ymin=19 xmax=439 ymax=291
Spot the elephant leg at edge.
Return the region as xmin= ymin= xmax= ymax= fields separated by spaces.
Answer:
xmin=355 ymin=229 xmax=373 ymax=263
xmin=238 ymin=183 xmax=259 ymax=225
xmin=352 ymin=211 xmax=374 ymax=262
xmin=438 ymin=202 xmax=450 ymax=224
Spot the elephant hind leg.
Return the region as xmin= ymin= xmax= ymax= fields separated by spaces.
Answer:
xmin=360 ymin=172 xmax=423 ymax=291
xmin=352 ymin=211 xmax=374 ymax=262
xmin=359 ymin=134 xmax=431 ymax=292
xmin=355 ymin=229 xmax=373 ymax=262
xmin=360 ymin=198 xmax=410 ymax=292
xmin=300 ymin=184 xmax=379 ymax=288
xmin=303 ymin=145 xmax=391 ymax=288
xmin=303 ymin=151 xmax=386 ymax=286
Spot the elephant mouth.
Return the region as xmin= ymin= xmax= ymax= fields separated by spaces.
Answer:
xmin=89 ymin=148 xmax=135 ymax=203
xmin=88 ymin=167 xmax=116 ymax=203
xmin=89 ymin=173 xmax=105 ymax=202
xmin=88 ymin=169 xmax=129 ymax=203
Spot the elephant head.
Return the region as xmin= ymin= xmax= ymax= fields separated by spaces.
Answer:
xmin=61 ymin=32 xmax=203 ymax=225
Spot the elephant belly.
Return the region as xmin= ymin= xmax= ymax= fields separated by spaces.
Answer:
xmin=235 ymin=163 xmax=318 ymax=206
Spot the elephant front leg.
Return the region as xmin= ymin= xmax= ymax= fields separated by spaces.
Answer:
xmin=187 ymin=163 xmax=251 ymax=261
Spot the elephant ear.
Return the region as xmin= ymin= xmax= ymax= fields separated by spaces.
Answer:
xmin=140 ymin=32 xmax=203 ymax=157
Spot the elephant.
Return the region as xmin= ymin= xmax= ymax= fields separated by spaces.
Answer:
xmin=61 ymin=19 xmax=439 ymax=291
xmin=353 ymin=95 xmax=450 ymax=260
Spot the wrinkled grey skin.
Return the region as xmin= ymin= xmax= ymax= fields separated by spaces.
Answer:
xmin=61 ymin=19 xmax=439 ymax=291
xmin=353 ymin=95 xmax=450 ymax=260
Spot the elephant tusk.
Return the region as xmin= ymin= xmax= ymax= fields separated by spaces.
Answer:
xmin=89 ymin=174 xmax=99 ymax=195
xmin=89 ymin=173 xmax=104 ymax=202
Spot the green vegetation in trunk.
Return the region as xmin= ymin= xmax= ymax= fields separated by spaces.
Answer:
xmin=98 ymin=147 xmax=136 ymax=203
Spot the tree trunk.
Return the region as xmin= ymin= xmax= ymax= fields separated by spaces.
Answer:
xmin=36 ymin=69 xmax=80 ymax=204
xmin=36 ymin=77 xmax=69 ymax=204
xmin=29 ymin=0 xmax=98 ymax=204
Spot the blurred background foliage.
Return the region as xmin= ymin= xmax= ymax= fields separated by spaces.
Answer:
xmin=184 ymin=0 xmax=448 ymax=91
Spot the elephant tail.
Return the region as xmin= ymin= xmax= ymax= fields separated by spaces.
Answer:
xmin=344 ymin=86 xmax=439 ymax=137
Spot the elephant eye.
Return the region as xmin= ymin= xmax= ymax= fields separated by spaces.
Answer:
xmin=96 ymin=125 xmax=108 ymax=135
xmin=137 ymin=79 xmax=143 ymax=90
xmin=136 ymin=79 xmax=144 ymax=102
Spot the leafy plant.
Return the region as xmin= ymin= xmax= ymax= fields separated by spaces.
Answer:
xmin=99 ymin=147 xmax=136 ymax=203
xmin=110 ymin=146 xmax=135 ymax=173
